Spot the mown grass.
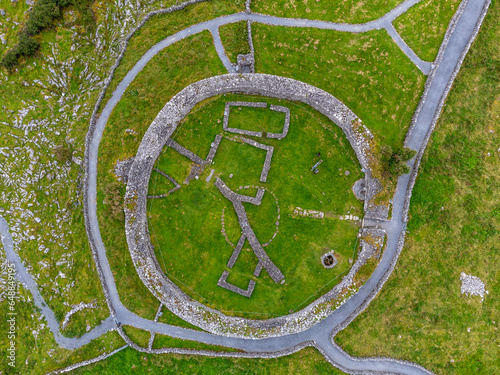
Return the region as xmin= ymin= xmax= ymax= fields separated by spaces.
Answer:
xmin=101 ymin=0 xmax=245 ymax=106
xmin=148 ymin=93 xmax=362 ymax=318
xmin=228 ymin=103 xmax=286 ymax=133
xmin=252 ymin=24 xmax=425 ymax=149
xmin=394 ymin=0 xmax=462 ymax=62
xmin=96 ymin=31 xmax=226 ymax=321
xmin=335 ymin=2 xmax=500 ymax=373
xmin=156 ymin=305 xmax=205 ymax=331
xmin=251 ymin=0 xmax=403 ymax=24
xmin=71 ymin=346 xmax=346 ymax=374
xmin=123 ymin=325 xmax=152 ymax=348
xmin=219 ymin=21 xmax=250 ymax=63
xmin=152 ymin=334 xmax=237 ymax=352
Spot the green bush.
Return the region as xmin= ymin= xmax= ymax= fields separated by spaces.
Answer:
xmin=25 ymin=0 xmax=61 ymax=36
xmin=0 ymin=49 xmax=19 ymax=69
xmin=53 ymin=144 xmax=73 ymax=163
xmin=380 ymin=145 xmax=416 ymax=177
xmin=1 ymin=0 xmax=95 ymax=70
xmin=16 ymin=34 xmax=40 ymax=56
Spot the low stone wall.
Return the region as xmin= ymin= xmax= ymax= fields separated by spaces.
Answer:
xmin=166 ymin=139 xmax=206 ymax=165
xmin=217 ymin=270 xmax=256 ymax=297
xmin=118 ymin=326 xmax=315 ymax=361
xmin=215 ymin=177 xmax=284 ymax=283
xmin=61 ymin=301 xmax=97 ymax=330
xmin=223 ymin=101 xmax=267 ymax=137
xmin=48 ymin=345 xmax=128 ymax=374
xmin=241 ymin=137 xmax=274 ymax=182
xmin=206 ymin=134 xmax=223 ymax=164
xmin=267 ymin=105 xmax=290 ymax=139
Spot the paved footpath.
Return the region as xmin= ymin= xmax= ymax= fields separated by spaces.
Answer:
xmin=0 ymin=0 xmax=490 ymax=373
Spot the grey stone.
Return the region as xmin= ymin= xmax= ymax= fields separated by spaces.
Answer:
xmin=166 ymin=138 xmax=205 ymax=165
xmin=215 ymin=178 xmax=284 ymax=284
xmin=217 ymin=270 xmax=256 ymax=298
xmin=266 ymin=105 xmax=290 ymax=140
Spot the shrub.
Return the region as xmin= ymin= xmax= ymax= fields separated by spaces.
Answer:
xmin=53 ymin=144 xmax=72 ymax=163
xmin=104 ymin=182 xmax=125 ymax=222
xmin=16 ymin=33 xmax=40 ymax=56
xmin=0 ymin=49 xmax=19 ymax=69
xmin=380 ymin=145 xmax=416 ymax=177
xmin=1 ymin=0 xmax=96 ymax=70
xmin=25 ymin=0 xmax=61 ymax=36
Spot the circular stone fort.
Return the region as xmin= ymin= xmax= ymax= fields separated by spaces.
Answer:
xmin=124 ymin=73 xmax=385 ymax=338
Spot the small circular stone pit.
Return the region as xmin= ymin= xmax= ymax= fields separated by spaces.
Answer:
xmin=322 ymin=252 xmax=337 ymax=269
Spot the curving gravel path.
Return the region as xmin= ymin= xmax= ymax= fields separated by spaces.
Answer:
xmin=0 ymin=216 xmax=115 ymax=350
xmin=0 ymin=0 xmax=491 ymax=373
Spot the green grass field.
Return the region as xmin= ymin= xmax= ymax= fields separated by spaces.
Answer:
xmin=252 ymin=24 xmax=425 ymax=150
xmin=335 ymin=2 xmax=500 ymax=374
xmin=219 ymin=21 xmax=251 ymax=63
xmin=71 ymin=346 xmax=346 ymax=375
xmin=147 ymin=93 xmax=363 ymax=318
xmin=101 ymin=0 xmax=245 ymax=106
xmin=394 ymin=0 xmax=462 ymax=62
xmin=251 ymin=0 xmax=403 ymax=23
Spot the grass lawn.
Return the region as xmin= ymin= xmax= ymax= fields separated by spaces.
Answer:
xmin=335 ymin=2 xmax=500 ymax=374
xmin=148 ymin=94 xmax=363 ymax=318
xmin=394 ymin=0 xmax=462 ymax=62
xmin=71 ymin=346 xmax=347 ymax=374
xmin=152 ymin=334 xmax=237 ymax=352
xmin=251 ymin=0 xmax=404 ymax=24
xmin=252 ymin=24 xmax=425 ymax=149
xmin=96 ymin=31 xmax=227 ymax=321
xmin=219 ymin=21 xmax=251 ymax=63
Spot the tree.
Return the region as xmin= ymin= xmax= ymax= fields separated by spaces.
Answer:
xmin=380 ymin=145 xmax=416 ymax=177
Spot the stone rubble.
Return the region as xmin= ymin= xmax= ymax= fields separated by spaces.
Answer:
xmin=293 ymin=207 xmax=324 ymax=219
xmin=61 ymin=300 xmax=98 ymax=330
xmin=460 ymin=272 xmax=488 ymax=300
